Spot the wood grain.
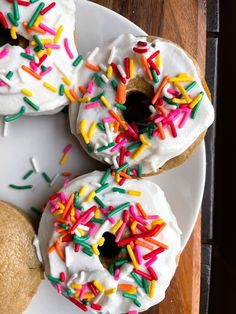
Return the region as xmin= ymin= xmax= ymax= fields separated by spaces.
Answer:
xmin=90 ymin=1 xmax=206 ymax=313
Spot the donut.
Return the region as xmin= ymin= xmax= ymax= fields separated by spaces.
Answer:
xmin=0 ymin=201 xmax=42 ymax=314
xmin=0 ymin=0 xmax=79 ymax=120
xmin=69 ymin=34 xmax=214 ymax=176
xmin=38 ymin=170 xmax=181 ymax=313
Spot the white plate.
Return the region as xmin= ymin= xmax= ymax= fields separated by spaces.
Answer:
xmin=0 ymin=0 xmax=206 ymax=313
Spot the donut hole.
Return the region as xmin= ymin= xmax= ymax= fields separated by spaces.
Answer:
xmin=123 ymin=77 xmax=155 ymax=126
xmin=0 ymin=24 xmax=29 ymax=49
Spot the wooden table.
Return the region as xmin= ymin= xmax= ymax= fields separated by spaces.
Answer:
xmin=90 ymin=0 xmax=208 ymax=313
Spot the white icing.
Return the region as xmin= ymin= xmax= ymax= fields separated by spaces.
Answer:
xmin=0 ymin=0 xmax=78 ymax=115
xmin=38 ymin=170 xmax=181 ymax=314
xmin=69 ymin=34 xmax=214 ymax=175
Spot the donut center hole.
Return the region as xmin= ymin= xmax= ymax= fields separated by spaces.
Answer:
xmin=0 ymin=24 xmax=29 ymax=49
xmin=98 ymin=232 xmax=121 ymax=259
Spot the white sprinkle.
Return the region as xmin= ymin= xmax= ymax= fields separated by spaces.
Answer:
xmin=50 ymin=173 xmax=60 ymax=187
xmin=149 ymin=105 xmax=157 ymax=114
xmin=54 ymin=61 xmax=70 ymax=77
xmin=165 ymin=104 xmax=179 ymax=110
xmin=90 ymin=182 xmax=101 ymax=188
xmin=31 ymin=157 xmax=39 ymax=173
xmin=3 ymin=120 xmax=8 ymax=137
xmin=77 ymin=224 xmax=89 ymax=231
xmin=99 ymin=137 xmax=108 ymax=146
xmin=65 ymin=246 xmax=71 ymax=268
xmin=67 ymin=273 xmax=78 ymax=287
xmin=74 ymin=229 xmax=81 ymax=237
xmin=0 ymin=74 xmax=14 ymax=87
xmin=137 ymin=287 xmax=145 ymax=297
xmin=101 ymin=74 xmax=109 ymax=83
xmin=117 ymin=64 xmax=126 ymax=78
xmin=93 ymin=220 xmax=110 ymax=243
xmin=87 ymin=47 xmax=100 ymax=63
xmin=112 ymin=156 xmax=119 ymax=169
xmin=99 ymin=63 xmax=107 ymax=72
xmin=108 ymin=46 xmax=116 ymax=64
xmin=104 ymin=122 xmax=113 ymax=143
xmin=33 ymin=235 xmax=43 ymax=263
xmin=76 ymin=271 xmax=85 ymax=284
xmin=104 ymin=157 xmax=112 ymax=165
xmin=34 ymin=55 xmax=39 ymax=64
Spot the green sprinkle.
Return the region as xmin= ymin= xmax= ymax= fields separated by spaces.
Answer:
xmin=97 ymin=122 xmax=106 ymax=131
xmin=142 ymin=278 xmax=149 ymax=294
xmin=136 ymin=122 xmax=156 ymax=129
xmin=148 ymin=128 xmax=153 ymax=139
xmin=74 ymin=235 xmax=89 ymax=242
xmin=94 ymin=73 xmax=104 ymax=88
xmin=115 ymin=162 xmax=129 ymax=173
xmin=163 ymin=96 xmax=174 ymax=104
xmin=100 ymin=168 xmax=111 ymax=185
xmin=59 ymin=84 xmax=65 ymax=96
xmin=82 ymin=300 xmax=89 ymax=305
xmin=23 ymin=169 xmax=34 ymax=180
xmin=108 ymin=263 xmax=115 ymax=276
xmin=33 ymin=34 xmax=44 ymax=50
xmin=95 ymin=182 xmax=109 ymax=194
xmin=74 ymin=191 xmax=80 ymax=209
xmin=112 ymin=187 xmax=126 ymax=194
xmin=7 ymin=12 xmax=18 ymax=26
xmin=41 ymin=65 xmax=47 ymax=72
xmin=48 ymin=276 xmax=61 ymax=284
xmin=133 ymin=299 xmax=141 ymax=307
xmin=126 ymin=167 xmax=131 ymax=176
xmin=94 ymin=196 xmax=107 ymax=209
xmin=151 ymin=68 xmax=159 ymax=84
xmin=123 ymin=292 xmax=137 ymax=301
xmin=30 ymin=207 xmax=42 ymax=217
xmin=114 ymin=259 xmax=129 ymax=267
xmin=86 ymin=143 xmax=93 ymax=153
xmin=191 ymin=93 xmax=203 ymax=119
xmin=20 ymin=52 xmax=34 ymax=61
xmin=28 ymin=2 xmax=45 ymax=28
xmin=13 ymin=0 xmax=20 ymax=21
xmin=23 ymin=97 xmax=40 ymax=111
xmin=131 ymin=272 xmax=143 ymax=288
xmin=115 ymin=103 xmax=127 ymax=110
xmin=178 ymin=81 xmax=197 ymax=98
xmin=91 ymin=92 xmax=105 ymax=102
xmin=34 ymin=46 xmax=40 ymax=53
xmin=137 ymin=164 xmax=142 ymax=178
xmin=121 ymin=247 xmax=127 ymax=253
xmin=74 ymin=240 xmax=90 ymax=250
xmin=30 ymin=0 xmax=40 ymax=3
xmin=111 ymin=79 xmax=118 ymax=90
xmin=90 ymin=218 xmax=105 ymax=224
xmin=127 ymin=142 xmax=142 ymax=151
xmin=9 ymin=184 xmax=33 ymax=190
xmin=42 ymin=172 xmax=51 ymax=183
xmin=6 ymin=71 xmax=14 ymax=80
xmin=72 ymin=55 xmax=83 ymax=67
xmin=82 ymin=248 xmax=93 ymax=256
xmin=97 ymin=142 xmax=115 ymax=152
xmin=59 ymin=223 xmax=69 ymax=230
xmin=107 ymin=202 xmax=130 ymax=218
xmin=67 ymin=288 xmax=73 ymax=297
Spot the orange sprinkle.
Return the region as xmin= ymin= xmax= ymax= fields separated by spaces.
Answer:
xmin=113 ymin=121 xmax=120 ymax=133
xmin=78 ymin=86 xmax=87 ymax=94
xmin=69 ymin=89 xmax=78 ymax=100
xmin=152 ymin=75 xmax=169 ymax=104
xmin=56 ymin=218 xmax=69 ymax=224
xmin=130 ymin=241 xmax=135 ymax=250
xmin=118 ymin=284 xmax=136 ymax=291
xmin=155 ymin=105 xmax=167 ymax=117
xmin=111 ymin=170 xmax=116 ymax=177
xmin=56 ymin=228 xmax=66 ymax=234
xmin=21 ymin=65 xmax=42 ymax=80
xmin=119 ymin=171 xmax=132 ymax=179
xmin=157 ymin=122 xmax=165 ymax=140
xmin=48 ymin=244 xmax=55 ymax=254
xmin=85 ymin=63 xmax=100 ymax=72
xmin=22 ymin=22 xmax=46 ymax=35
xmin=55 ymin=240 xmax=65 ymax=261
xmin=141 ymin=55 xmax=153 ymax=81
xmin=145 ymin=237 xmax=169 ymax=249
xmin=135 ymin=240 xmax=154 ymax=250
xmin=61 ymin=172 xmax=72 ymax=177
xmin=136 ymin=203 xmax=148 ymax=219
xmin=108 ymin=109 xmax=128 ymax=130
xmin=116 ymin=83 xmax=126 ymax=104
xmin=62 ymin=193 xmax=74 ymax=218
xmin=154 ymin=222 xmax=167 ymax=236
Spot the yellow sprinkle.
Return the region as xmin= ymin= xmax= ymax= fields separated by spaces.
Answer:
xmin=31 ymin=39 xmax=52 ymax=46
xmin=132 ymin=143 xmax=147 ymax=160
xmin=54 ymin=25 xmax=64 ymax=44
xmin=115 ymin=173 xmax=120 ymax=183
xmin=112 ymin=220 xmax=123 ymax=234
xmin=169 ymin=77 xmax=194 ymax=83
xmin=107 ymin=65 xmax=113 ymax=78
xmin=79 ymin=185 xmax=87 ymax=197
xmin=10 ymin=26 xmax=17 ymax=39
xmin=64 ymin=88 xmax=75 ymax=102
xmin=97 ymin=237 xmax=105 ymax=246
xmin=156 ymin=54 xmax=161 ymax=68
xmin=37 ymin=50 xmax=45 ymax=58
xmin=152 ymin=218 xmax=164 ymax=226
xmin=128 ymin=190 xmax=142 ymax=197
xmin=93 ymin=280 xmax=105 ymax=293
xmin=91 ymin=243 xmax=100 ymax=255
xmin=174 ymin=82 xmax=191 ymax=103
xmin=71 ymin=283 xmax=82 ymax=289
xmin=80 ymin=119 xmax=90 ymax=144
xmin=149 ymin=280 xmax=156 ymax=299
xmin=87 ymin=122 xmax=97 ymax=139
xmin=131 ymin=221 xmax=137 ymax=231
xmin=139 ymin=134 xmax=151 ymax=146
xmin=100 ymin=95 xmax=111 ymax=108
xmin=53 ymin=209 xmax=63 ymax=216
xmin=56 ymin=201 xmax=65 ymax=210
xmin=81 ymin=130 xmax=90 ymax=144
xmin=84 ymin=292 xmax=95 ymax=299
xmin=74 ymin=292 xmax=80 ymax=299
xmin=43 ymin=82 xmax=57 ymax=93
xmin=127 ymin=287 xmax=137 ymax=294
xmin=47 ymin=48 xmax=52 ymax=56
xmin=94 ymin=209 xmax=100 ymax=219
xmin=34 ymin=14 xmax=43 ymax=27
xmin=87 ymin=190 xmax=95 ymax=202
xmin=104 ymin=288 xmax=116 ymax=296
xmin=178 ymin=73 xmax=190 ymax=78
xmin=71 ymin=206 xmax=75 ymax=217
xmin=78 ymin=97 xmax=91 ymax=103
xmin=130 ymin=58 xmax=134 ymax=79
xmin=189 ymin=93 xmax=203 ymax=109
xmin=77 ymin=228 xmax=85 ymax=236
xmin=60 ymin=153 xmax=69 ymax=166
xmin=127 ymin=244 xmax=139 ymax=269
xmin=71 ymin=216 xmax=76 ymax=224
xmin=62 ymin=75 xmax=71 ymax=86
xmin=172 ymin=98 xmax=188 ymax=104
xmin=21 ymin=88 xmax=33 ymax=97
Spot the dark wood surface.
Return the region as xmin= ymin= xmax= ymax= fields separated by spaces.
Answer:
xmin=90 ymin=1 xmax=208 ymax=313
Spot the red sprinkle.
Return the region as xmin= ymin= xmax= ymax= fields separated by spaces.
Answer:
xmin=60 ymin=272 xmax=65 ymax=282
xmin=7 ymin=0 xmax=30 ymax=6
xmin=137 ymin=41 xmax=148 ymax=47
xmin=119 ymin=177 xmax=126 ymax=186
xmin=35 ymin=54 xmax=47 ymax=67
xmin=122 ymin=209 xmax=129 ymax=222
xmin=124 ymin=57 xmax=130 ymax=79
xmin=0 ymin=12 xmax=9 ymax=29
xmin=111 ymin=62 xmax=126 ymax=84
xmin=143 ymin=247 xmax=165 ymax=260
xmin=133 ymin=47 xmax=148 ymax=54
xmin=119 ymin=146 xmax=125 ymax=166
xmin=74 ymin=244 xmax=80 ymax=252
xmin=133 ymin=269 xmax=153 ymax=281
xmin=147 ymin=266 xmax=158 ymax=280
xmin=169 ymin=120 xmax=177 ymax=137
xmin=69 ymin=298 xmax=88 ymax=312
xmin=148 ymin=50 xmax=160 ymax=60
xmin=88 ymin=283 xmax=99 ymax=296
xmin=40 ymin=2 xmax=56 ymax=15
xmin=147 ymin=59 xmax=160 ymax=75
xmin=91 ymin=303 xmax=103 ymax=311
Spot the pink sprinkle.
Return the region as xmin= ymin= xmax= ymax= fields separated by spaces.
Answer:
xmin=167 ymin=88 xmax=179 ymax=97
xmin=87 ymin=80 xmax=94 ymax=94
xmin=132 ymin=169 xmax=138 ymax=177
xmin=44 ymin=44 xmax=60 ymax=49
xmin=128 ymin=311 xmax=138 ymax=314
xmin=100 ymin=208 xmax=116 ymax=224
xmin=25 ymin=47 xmax=31 ymax=54
xmin=40 ymin=66 xmax=52 ymax=76
xmin=56 ymin=283 xmax=62 ymax=294
xmin=64 ymin=38 xmax=74 ymax=59
xmin=115 ymin=222 xmax=126 ymax=242
xmin=63 ymin=178 xmax=70 ymax=188
xmin=75 ymin=209 xmax=80 ymax=219
xmin=145 ymin=256 xmax=158 ymax=268
xmin=102 ymin=117 xmax=114 ymax=123
xmin=0 ymin=48 xmax=9 ymax=59
xmin=169 ymin=120 xmax=177 ymax=137
xmin=111 ymin=138 xmax=127 ymax=152
xmin=54 ymin=222 xmax=60 ymax=227
xmin=134 ymin=245 xmax=142 ymax=265
xmin=0 ymin=81 xmax=6 ymax=87
xmin=63 ymin=144 xmax=73 ymax=154
xmin=59 ymin=192 xmax=67 ymax=204
xmin=89 ymin=223 xmax=99 ymax=236
xmin=79 ymin=285 xmax=87 ymax=300
xmin=147 ymin=215 xmax=160 ymax=220
xmin=29 ymin=61 xmax=38 ymax=71
xmin=114 ymin=268 xmax=120 ymax=281
xmin=39 ymin=23 xmax=56 ymax=35
xmin=127 ymin=124 xmax=138 ymax=139
xmin=85 ymin=101 xmax=100 ymax=109
xmin=178 ymin=109 xmax=191 ymax=128
xmin=129 ymin=205 xmax=148 ymax=226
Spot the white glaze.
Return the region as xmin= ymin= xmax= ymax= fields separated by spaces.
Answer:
xmin=69 ymin=34 xmax=214 ymax=175
xmin=0 ymin=0 xmax=78 ymax=115
xmin=38 ymin=170 xmax=181 ymax=314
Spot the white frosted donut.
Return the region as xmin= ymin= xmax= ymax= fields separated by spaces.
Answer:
xmin=69 ymin=34 xmax=214 ymax=175
xmin=0 ymin=0 xmax=79 ymax=119
xmin=38 ymin=170 xmax=181 ymax=314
